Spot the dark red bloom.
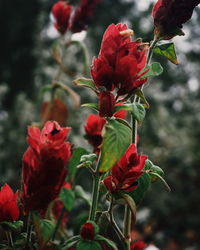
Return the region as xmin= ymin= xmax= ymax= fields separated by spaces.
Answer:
xmin=152 ymin=0 xmax=200 ymax=39
xmin=103 ymin=144 xmax=147 ymax=193
xmin=98 ymin=91 xmax=115 ymax=117
xmin=131 ymin=240 xmax=147 ymax=250
xmin=91 ymin=24 xmax=147 ymax=95
xmin=21 ymin=121 xmax=71 ymax=213
xmin=52 ymin=1 xmax=73 ymax=34
xmin=84 ymin=114 xmax=106 ymax=150
xmin=0 ymin=184 xmax=19 ymax=222
xmin=80 ymin=222 xmax=95 ymax=240
xmin=52 ymin=182 xmax=71 ymax=225
xmin=70 ymin=0 xmax=101 ymax=33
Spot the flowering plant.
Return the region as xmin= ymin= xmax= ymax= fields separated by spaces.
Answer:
xmin=0 ymin=0 xmax=199 ymax=249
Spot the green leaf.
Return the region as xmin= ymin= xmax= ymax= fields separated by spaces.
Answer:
xmin=75 ymin=185 xmax=91 ymax=206
xmin=0 ymin=220 xmax=23 ymax=232
xmin=80 ymin=154 xmax=97 ymax=164
xmin=73 ymin=78 xmax=98 ymax=92
xmin=95 ymin=234 xmax=117 ymax=250
xmin=129 ymin=173 xmax=151 ymax=205
xmin=81 ymin=103 xmax=99 ymax=112
xmin=39 ymin=219 xmax=55 ymax=242
xmin=67 ymin=147 xmax=88 ymax=183
xmin=61 ymin=235 xmax=80 ymax=250
xmin=154 ymin=43 xmax=179 ymax=65
xmin=60 ymin=188 xmax=75 ymax=211
xmin=149 ymin=172 xmax=171 ymax=192
xmin=77 ymin=240 xmax=102 ymax=250
xmin=134 ymin=89 xmax=150 ymax=109
xmin=144 ymin=159 xmax=166 ymax=183
xmin=99 ymin=119 xmax=131 ymax=172
xmin=139 ymin=62 xmax=163 ymax=79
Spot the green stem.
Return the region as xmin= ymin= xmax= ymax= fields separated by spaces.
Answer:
xmin=52 ymin=207 xmax=66 ymax=241
xmin=25 ymin=214 xmax=32 ymax=249
xmin=89 ymin=154 xmax=101 ymax=221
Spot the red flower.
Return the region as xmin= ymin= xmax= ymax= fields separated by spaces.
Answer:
xmin=152 ymin=0 xmax=200 ymax=39
xmin=52 ymin=182 xmax=71 ymax=225
xmin=98 ymin=91 xmax=115 ymax=117
xmin=131 ymin=240 xmax=147 ymax=250
xmin=91 ymin=24 xmax=147 ymax=95
xmin=80 ymin=222 xmax=95 ymax=240
xmin=0 ymin=184 xmax=19 ymax=222
xmin=52 ymin=1 xmax=73 ymax=34
xmin=103 ymin=144 xmax=147 ymax=193
xmin=70 ymin=0 xmax=101 ymax=33
xmin=21 ymin=121 xmax=71 ymax=213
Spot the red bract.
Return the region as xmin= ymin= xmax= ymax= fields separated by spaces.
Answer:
xmin=103 ymin=144 xmax=147 ymax=193
xmin=21 ymin=121 xmax=71 ymax=213
xmin=131 ymin=240 xmax=147 ymax=250
xmin=91 ymin=24 xmax=147 ymax=95
xmin=52 ymin=182 xmax=71 ymax=225
xmin=70 ymin=0 xmax=101 ymax=33
xmin=98 ymin=91 xmax=115 ymax=117
xmin=0 ymin=184 xmax=19 ymax=222
xmin=52 ymin=1 xmax=73 ymax=34
xmin=80 ymin=222 xmax=95 ymax=240
xmin=152 ymin=0 xmax=200 ymax=39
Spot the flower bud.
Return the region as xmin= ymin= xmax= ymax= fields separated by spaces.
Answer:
xmin=80 ymin=221 xmax=99 ymax=240
xmin=98 ymin=91 xmax=115 ymax=117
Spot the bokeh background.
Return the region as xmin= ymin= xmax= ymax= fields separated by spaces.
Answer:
xmin=0 ymin=0 xmax=200 ymax=249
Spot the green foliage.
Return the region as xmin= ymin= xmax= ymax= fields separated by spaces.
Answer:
xmin=77 ymin=240 xmax=102 ymax=250
xmin=38 ymin=219 xmax=55 ymax=242
xmin=81 ymin=103 xmax=99 ymax=112
xmin=61 ymin=236 xmax=81 ymax=250
xmin=154 ymin=42 xmax=179 ymax=65
xmin=99 ymin=119 xmax=131 ymax=172
xmin=60 ymin=188 xmax=75 ymax=212
xmin=95 ymin=234 xmax=118 ymax=250
xmin=139 ymin=62 xmax=163 ymax=79
xmin=73 ymin=78 xmax=98 ymax=92
xmin=0 ymin=221 xmax=23 ymax=232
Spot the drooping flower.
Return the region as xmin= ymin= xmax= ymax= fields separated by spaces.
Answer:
xmin=70 ymin=0 xmax=101 ymax=33
xmin=21 ymin=121 xmax=71 ymax=213
xmin=91 ymin=24 xmax=147 ymax=95
xmin=152 ymin=0 xmax=200 ymax=39
xmin=131 ymin=240 xmax=147 ymax=250
xmin=0 ymin=184 xmax=19 ymax=222
xmin=103 ymin=144 xmax=147 ymax=193
xmin=52 ymin=1 xmax=73 ymax=34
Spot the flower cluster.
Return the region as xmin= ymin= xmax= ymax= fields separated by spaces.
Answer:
xmin=103 ymin=144 xmax=147 ymax=193
xmin=20 ymin=121 xmax=71 ymax=214
xmin=52 ymin=0 xmax=101 ymax=35
xmin=152 ymin=0 xmax=200 ymax=39
xmin=0 ymin=184 xmax=19 ymax=223
xmin=91 ymin=23 xmax=148 ymax=117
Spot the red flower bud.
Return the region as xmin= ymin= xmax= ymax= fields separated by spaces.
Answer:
xmin=98 ymin=91 xmax=115 ymax=117
xmin=0 ymin=184 xmax=19 ymax=222
xmin=131 ymin=240 xmax=147 ymax=250
xmin=52 ymin=1 xmax=73 ymax=34
xmin=80 ymin=221 xmax=98 ymax=240
xmin=152 ymin=0 xmax=200 ymax=39
xmin=21 ymin=121 xmax=71 ymax=214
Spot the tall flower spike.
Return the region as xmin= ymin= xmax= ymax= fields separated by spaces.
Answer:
xmin=152 ymin=0 xmax=200 ymax=39
xmin=0 ymin=184 xmax=19 ymax=222
xmin=21 ymin=121 xmax=71 ymax=214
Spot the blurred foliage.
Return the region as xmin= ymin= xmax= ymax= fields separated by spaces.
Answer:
xmin=0 ymin=0 xmax=200 ymax=249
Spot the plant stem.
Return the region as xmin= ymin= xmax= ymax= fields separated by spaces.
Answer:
xmin=52 ymin=207 xmax=66 ymax=241
xmin=8 ymin=231 xmax=15 ymax=249
xmin=89 ymin=154 xmax=101 ymax=221
xmin=25 ymin=214 xmax=32 ymax=249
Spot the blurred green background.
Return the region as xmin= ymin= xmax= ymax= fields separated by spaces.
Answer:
xmin=0 ymin=0 xmax=200 ymax=249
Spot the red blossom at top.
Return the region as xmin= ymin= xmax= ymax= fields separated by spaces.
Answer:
xmin=52 ymin=1 xmax=73 ymax=34
xmin=70 ymin=0 xmax=101 ymax=33
xmin=131 ymin=240 xmax=147 ymax=250
xmin=103 ymin=144 xmax=147 ymax=193
xmin=152 ymin=0 xmax=200 ymax=39
xmin=91 ymin=23 xmax=147 ymax=95
xmin=0 ymin=184 xmax=19 ymax=222
xmin=21 ymin=121 xmax=71 ymax=213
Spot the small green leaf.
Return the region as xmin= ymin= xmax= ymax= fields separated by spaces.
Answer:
xmin=80 ymin=154 xmax=97 ymax=164
xmin=99 ymin=119 xmax=131 ymax=172
xmin=81 ymin=103 xmax=99 ymax=112
xmin=129 ymin=173 xmax=151 ymax=205
xmin=73 ymin=78 xmax=98 ymax=92
xmin=134 ymin=89 xmax=150 ymax=109
xmin=60 ymin=188 xmax=75 ymax=211
xmin=154 ymin=43 xmax=179 ymax=65
xmin=75 ymin=185 xmax=91 ymax=206
xmin=0 ymin=220 xmax=23 ymax=232
xmin=77 ymin=240 xmax=102 ymax=250
xmin=95 ymin=234 xmax=118 ymax=250
xmin=149 ymin=172 xmax=171 ymax=192
xmin=67 ymin=147 xmax=88 ymax=183
xmin=139 ymin=62 xmax=163 ymax=79
xmin=61 ymin=235 xmax=80 ymax=249
xmin=39 ymin=219 xmax=55 ymax=242
xmin=145 ymin=159 xmax=164 ymax=182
